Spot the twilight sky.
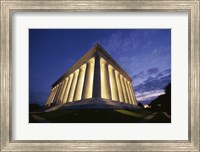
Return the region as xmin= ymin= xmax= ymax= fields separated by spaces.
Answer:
xmin=29 ymin=29 xmax=171 ymax=106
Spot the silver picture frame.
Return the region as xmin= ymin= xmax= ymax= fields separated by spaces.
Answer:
xmin=0 ymin=0 xmax=199 ymax=151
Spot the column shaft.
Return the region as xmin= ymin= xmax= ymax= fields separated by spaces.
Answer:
xmin=120 ymin=75 xmax=128 ymax=103
xmin=113 ymin=70 xmax=120 ymax=101
xmin=100 ymin=58 xmax=111 ymax=99
xmin=60 ymin=77 xmax=69 ymax=103
xmin=74 ymin=64 xmax=86 ymax=101
xmin=130 ymin=84 xmax=137 ymax=105
xmin=68 ymin=69 xmax=79 ymax=102
xmin=50 ymin=88 xmax=57 ymax=104
xmin=108 ymin=65 xmax=119 ymax=101
xmin=45 ymin=89 xmax=54 ymax=106
xmin=54 ymin=84 xmax=62 ymax=104
xmin=51 ymin=87 xmax=58 ymax=104
xmin=124 ymin=78 xmax=131 ymax=104
xmin=57 ymin=81 xmax=65 ymax=103
xmin=82 ymin=58 xmax=95 ymax=99
xmin=128 ymin=83 xmax=134 ymax=105
xmin=63 ymin=74 xmax=73 ymax=103
xmin=115 ymin=71 xmax=124 ymax=102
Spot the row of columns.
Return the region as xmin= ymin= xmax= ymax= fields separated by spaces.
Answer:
xmin=100 ymin=58 xmax=136 ymax=105
xmin=45 ymin=57 xmax=95 ymax=106
xmin=45 ymin=55 xmax=137 ymax=107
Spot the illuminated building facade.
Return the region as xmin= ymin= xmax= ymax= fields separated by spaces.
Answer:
xmin=45 ymin=44 xmax=137 ymax=110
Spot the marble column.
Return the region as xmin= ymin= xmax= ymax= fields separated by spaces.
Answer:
xmin=100 ymin=58 xmax=111 ymax=99
xmin=51 ymin=87 xmax=58 ymax=104
xmin=130 ymin=84 xmax=137 ymax=105
xmin=82 ymin=58 xmax=95 ymax=99
xmin=60 ymin=77 xmax=69 ymax=103
xmin=68 ymin=69 xmax=79 ymax=102
xmin=128 ymin=82 xmax=134 ymax=105
xmin=57 ymin=81 xmax=65 ymax=103
xmin=108 ymin=65 xmax=119 ymax=101
xmin=124 ymin=78 xmax=131 ymax=104
xmin=54 ymin=84 xmax=62 ymax=104
xmin=63 ymin=74 xmax=73 ymax=103
xmin=115 ymin=71 xmax=124 ymax=102
xmin=120 ymin=75 xmax=128 ymax=103
xmin=73 ymin=64 xmax=86 ymax=101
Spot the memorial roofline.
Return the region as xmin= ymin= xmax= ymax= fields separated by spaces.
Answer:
xmin=52 ymin=43 xmax=133 ymax=87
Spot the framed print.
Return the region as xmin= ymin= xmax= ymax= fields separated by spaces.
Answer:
xmin=29 ymin=29 xmax=171 ymax=123
xmin=0 ymin=0 xmax=199 ymax=151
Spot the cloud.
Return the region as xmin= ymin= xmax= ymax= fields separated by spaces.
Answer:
xmin=133 ymin=71 xmax=145 ymax=79
xmin=93 ymin=30 xmax=170 ymax=78
xmin=133 ymin=67 xmax=170 ymax=83
xmin=147 ymin=67 xmax=159 ymax=75
xmin=134 ymin=74 xmax=171 ymax=93
xmin=90 ymin=29 xmax=171 ymax=104
xmin=136 ymin=90 xmax=165 ymax=102
xmin=161 ymin=68 xmax=171 ymax=75
xmin=99 ymin=30 xmax=143 ymax=56
xmin=133 ymin=68 xmax=171 ymax=104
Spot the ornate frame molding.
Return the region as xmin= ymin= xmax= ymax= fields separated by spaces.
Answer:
xmin=0 ymin=0 xmax=199 ymax=151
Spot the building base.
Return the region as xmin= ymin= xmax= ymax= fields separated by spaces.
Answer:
xmin=45 ymin=98 xmax=140 ymax=112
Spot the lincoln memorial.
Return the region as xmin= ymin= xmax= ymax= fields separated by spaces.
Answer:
xmin=45 ymin=44 xmax=138 ymax=110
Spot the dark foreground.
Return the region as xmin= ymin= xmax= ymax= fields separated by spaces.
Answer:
xmin=29 ymin=109 xmax=171 ymax=123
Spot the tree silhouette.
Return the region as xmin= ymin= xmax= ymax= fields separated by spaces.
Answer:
xmin=29 ymin=103 xmax=43 ymax=112
xmin=149 ymin=83 xmax=171 ymax=115
xmin=138 ymin=102 xmax=144 ymax=108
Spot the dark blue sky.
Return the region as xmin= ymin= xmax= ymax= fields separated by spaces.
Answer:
xmin=29 ymin=29 xmax=171 ymax=105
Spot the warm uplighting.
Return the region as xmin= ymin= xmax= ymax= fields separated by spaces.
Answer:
xmin=68 ymin=69 xmax=80 ymax=102
xmin=82 ymin=57 xmax=95 ymax=99
xmin=115 ymin=71 xmax=124 ymax=102
xmin=100 ymin=58 xmax=111 ymax=99
xmin=45 ymin=45 xmax=137 ymax=108
xmin=63 ymin=73 xmax=74 ymax=103
xmin=73 ymin=64 xmax=86 ymax=101
xmin=108 ymin=65 xmax=119 ymax=101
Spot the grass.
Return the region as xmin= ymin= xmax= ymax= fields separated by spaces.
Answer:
xmin=148 ymin=112 xmax=171 ymax=123
xmin=29 ymin=114 xmax=41 ymax=123
xmin=115 ymin=109 xmax=151 ymax=118
xmin=29 ymin=109 xmax=160 ymax=123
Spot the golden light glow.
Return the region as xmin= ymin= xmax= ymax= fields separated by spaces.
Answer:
xmin=100 ymin=58 xmax=111 ymax=99
xmin=63 ymin=74 xmax=73 ymax=103
xmin=45 ymin=49 xmax=138 ymax=107
xmin=115 ymin=71 xmax=124 ymax=102
xmin=68 ymin=69 xmax=80 ymax=102
xmin=60 ymin=77 xmax=69 ymax=103
xmin=124 ymin=78 xmax=131 ymax=104
xmin=73 ymin=64 xmax=86 ymax=101
xmin=58 ymin=81 xmax=65 ymax=103
xmin=120 ymin=75 xmax=128 ymax=103
xmin=53 ymin=85 xmax=58 ymax=103
xmin=51 ymin=86 xmax=58 ymax=104
xmin=54 ymin=84 xmax=62 ymax=103
xmin=82 ymin=57 xmax=95 ymax=99
xmin=130 ymin=84 xmax=137 ymax=105
xmin=108 ymin=65 xmax=119 ymax=101
xmin=57 ymin=81 xmax=65 ymax=103
xmin=128 ymin=82 xmax=134 ymax=105
xmin=127 ymin=82 xmax=133 ymax=104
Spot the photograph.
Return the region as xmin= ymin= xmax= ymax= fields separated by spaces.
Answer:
xmin=1 ymin=0 xmax=199 ymax=151
xmin=29 ymin=29 xmax=171 ymax=123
